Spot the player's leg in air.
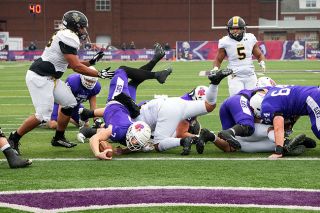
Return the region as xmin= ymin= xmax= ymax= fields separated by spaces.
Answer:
xmin=77 ymin=43 xmax=171 ymax=142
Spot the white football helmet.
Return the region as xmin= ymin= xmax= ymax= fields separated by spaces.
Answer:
xmin=249 ymin=92 xmax=265 ymax=118
xmin=80 ymin=66 xmax=98 ymax=90
xmin=256 ymin=77 xmax=276 ymax=88
xmin=191 ymin=85 xmax=208 ymax=101
xmin=126 ymin=121 xmax=151 ymax=151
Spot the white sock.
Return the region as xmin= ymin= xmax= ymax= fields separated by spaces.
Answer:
xmin=267 ymin=130 xmax=275 ymax=143
xmin=1 ymin=144 xmax=10 ymax=151
xmin=205 ymin=84 xmax=218 ymax=105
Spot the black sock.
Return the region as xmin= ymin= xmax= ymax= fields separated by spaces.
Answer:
xmin=11 ymin=131 xmax=22 ymax=142
xmin=120 ymin=66 xmax=156 ymax=83
xmin=55 ymin=130 xmax=65 ymax=139
xmin=80 ymin=127 xmax=97 ymax=138
xmin=139 ymin=60 xmax=157 ymax=71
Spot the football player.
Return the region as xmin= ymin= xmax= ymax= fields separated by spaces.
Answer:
xmin=47 ymin=68 xmax=101 ymax=129
xmin=251 ymin=85 xmax=320 ymax=159
xmin=0 ymin=127 xmax=31 ymax=168
xmin=212 ymin=16 xmax=266 ymax=96
xmin=8 ymin=10 xmax=115 ymax=155
xmin=89 ymin=43 xmax=173 ymax=159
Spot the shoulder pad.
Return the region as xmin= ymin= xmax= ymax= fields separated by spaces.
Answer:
xmin=57 ymin=29 xmax=80 ymax=49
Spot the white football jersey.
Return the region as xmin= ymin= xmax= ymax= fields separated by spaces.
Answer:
xmin=218 ymin=33 xmax=257 ymax=77
xmin=41 ymin=29 xmax=80 ymax=74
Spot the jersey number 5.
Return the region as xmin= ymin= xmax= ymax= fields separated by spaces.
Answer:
xmin=237 ymin=46 xmax=246 ymax=60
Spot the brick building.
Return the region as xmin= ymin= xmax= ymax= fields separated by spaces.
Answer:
xmin=0 ymin=0 xmax=319 ymax=49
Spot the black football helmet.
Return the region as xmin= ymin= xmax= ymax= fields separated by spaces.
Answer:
xmin=62 ymin=10 xmax=89 ymax=41
xmin=227 ymin=16 xmax=246 ymax=41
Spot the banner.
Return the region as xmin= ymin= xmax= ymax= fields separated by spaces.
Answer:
xmin=0 ymin=32 xmax=9 ymax=51
xmin=306 ymin=42 xmax=320 ymax=60
xmin=176 ymin=40 xmax=306 ymax=60
xmin=0 ymin=49 xmax=175 ymax=61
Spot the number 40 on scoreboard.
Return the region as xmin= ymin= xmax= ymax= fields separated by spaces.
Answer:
xmin=29 ymin=3 xmax=42 ymax=14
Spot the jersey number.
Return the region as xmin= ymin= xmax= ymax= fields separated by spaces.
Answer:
xmin=237 ymin=46 xmax=246 ymax=60
xmin=270 ymin=88 xmax=291 ymax=96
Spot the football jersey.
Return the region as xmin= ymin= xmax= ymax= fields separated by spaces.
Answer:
xmin=261 ymin=86 xmax=318 ymax=124
xmin=218 ymin=33 xmax=257 ymax=77
xmin=29 ymin=29 xmax=80 ymax=79
xmin=66 ymin=74 xmax=101 ymax=104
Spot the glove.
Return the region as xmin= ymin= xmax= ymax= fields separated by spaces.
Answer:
xmin=98 ymin=67 xmax=114 ymax=79
xmin=259 ymin=61 xmax=266 ymax=72
xmin=92 ymin=118 xmax=104 ymax=128
xmin=89 ymin=51 xmax=104 ymax=65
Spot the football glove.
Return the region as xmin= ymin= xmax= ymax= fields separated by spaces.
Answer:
xmin=98 ymin=67 xmax=114 ymax=79
xmin=89 ymin=51 xmax=104 ymax=65
xmin=259 ymin=61 xmax=266 ymax=72
xmin=92 ymin=118 xmax=104 ymax=128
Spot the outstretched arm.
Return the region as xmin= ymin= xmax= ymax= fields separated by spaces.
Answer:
xmin=89 ymin=125 xmax=112 ymax=159
xmin=268 ymin=115 xmax=285 ymax=159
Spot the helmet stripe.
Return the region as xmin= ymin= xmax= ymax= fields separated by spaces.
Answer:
xmin=233 ymin=16 xmax=239 ymax=27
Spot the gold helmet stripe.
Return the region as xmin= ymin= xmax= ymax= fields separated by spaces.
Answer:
xmin=233 ymin=16 xmax=239 ymax=27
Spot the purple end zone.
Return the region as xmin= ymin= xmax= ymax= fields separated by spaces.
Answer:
xmin=0 ymin=188 xmax=319 ymax=210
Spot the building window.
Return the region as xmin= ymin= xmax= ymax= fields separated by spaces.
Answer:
xmin=306 ymin=0 xmax=316 ymax=7
xmin=284 ymin=16 xmax=296 ymax=21
xmin=54 ymin=20 xmax=62 ymax=30
xmin=96 ymin=0 xmax=111 ymax=11
xmin=305 ymin=16 xmax=317 ymax=20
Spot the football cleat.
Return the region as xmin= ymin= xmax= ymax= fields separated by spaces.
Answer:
xmin=51 ymin=136 xmax=77 ymax=148
xmin=8 ymin=132 xmax=21 ymax=155
xmin=79 ymin=108 xmax=94 ymax=121
xmin=180 ymin=137 xmax=193 ymax=155
xmin=283 ymin=145 xmax=306 ymax=156
xmin=302 ymin=136 xmax=317 ymax=148
xmin=218 ymin=129 xmax=241 ymax=150
xmin=3 ymin=148 xmax=32 ymax=169
xmin=284 ymin=134 xmax=306 ymax=153
xmin=188 ymin=119 xmax=201 ymax=135
xmin=208 ymin=68 xmax=233 ymax=85
xmin=153 ymin=43 xmax=165 ymax=62
xmin=199 ymin=128 xmax=216 ymax=143
xmin=155 ymin=67 xmax=172 ymax=84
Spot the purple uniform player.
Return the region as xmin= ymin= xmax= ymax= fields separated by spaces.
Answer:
xmin=252 ymin=85 xmax=320 ymax=159
xmin=48 ymin=73 xmax=101 ymax=129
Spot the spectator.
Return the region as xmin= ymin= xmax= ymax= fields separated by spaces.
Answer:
xmin=164 ymin=42 xmax=171 ymax=51
xmin=121 ymin=42 xmax=127 ymax=51
xmin=28 ymin=42 xmax=37 ymax=51
xmin=129 ymin=41 xmax=136 ymax=49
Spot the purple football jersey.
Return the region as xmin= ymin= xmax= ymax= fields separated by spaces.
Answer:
xmin=219 ymin=94 xmax=255 ymax=130
xmin=66 ymin=74 xmax=101 ymax=103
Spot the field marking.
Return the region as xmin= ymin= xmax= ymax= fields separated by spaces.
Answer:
xmin=1 ymin=186 xmax=320 ymax=194
xmin=1 ymin=186 xmax=320 ymax=212
xmin=1 ymin=157 xmax=320 ymax=162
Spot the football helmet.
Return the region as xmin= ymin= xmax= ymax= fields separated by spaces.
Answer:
xmin=256 ymin=77 xmax=276 ymax=88
xmin=126 ymin=121 xmax=151 ymax=151
xmin=80 ymin=66 xmax=98 ymax=90
xmin=62 ymin=10 xmax=89 ymax=41
xmin=190 ymin=85 xmax=208 ymax=101
xmin=227 ymin=16 xmax=246 ymax=41
xmin=249 ymin=92 xmax=265 ymax=118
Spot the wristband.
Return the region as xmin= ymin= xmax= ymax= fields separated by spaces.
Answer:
xmin=274 ymin=145 xmax=284 ymax=155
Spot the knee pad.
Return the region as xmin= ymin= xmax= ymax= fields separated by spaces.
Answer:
xmin=61 ymin=107 xmax=74 ymax=116
xmin=233 ymin=124 xmax=254 ymax=137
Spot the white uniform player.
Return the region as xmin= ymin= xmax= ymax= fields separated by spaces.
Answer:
xmin=213 ymin=16 xmax=266 ymax=96
xmin=132 ymin=69 xmax=233 ymax=155
xmin=8 ymin=10 xmax=114 ymax=154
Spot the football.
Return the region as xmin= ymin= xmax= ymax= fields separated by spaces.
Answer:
xmin=99 ymin=141 xmax=113 ymax=160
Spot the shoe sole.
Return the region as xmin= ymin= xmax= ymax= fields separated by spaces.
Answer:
xmin=196 ymin=140 xmax=205 ymax=154
xmin=286 ymin=134 xmax=306 ymax=151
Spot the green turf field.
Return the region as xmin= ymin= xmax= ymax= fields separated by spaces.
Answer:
xmin=0 ymin=60 xmax=319 ymax=212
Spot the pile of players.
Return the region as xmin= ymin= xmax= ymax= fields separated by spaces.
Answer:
xmin=1 ymin=13 xmax=317 ymax=168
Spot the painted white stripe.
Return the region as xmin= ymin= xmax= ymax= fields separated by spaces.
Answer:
xmin=0 ymin=202 xmax=43 ymax=213
xmin=51 ymin=203 xmax=320 ymax=213
xmin=1 ymin=157 xmax=320 ymax=163
xmin=1 ymin=186 xmax=320 ymax=195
